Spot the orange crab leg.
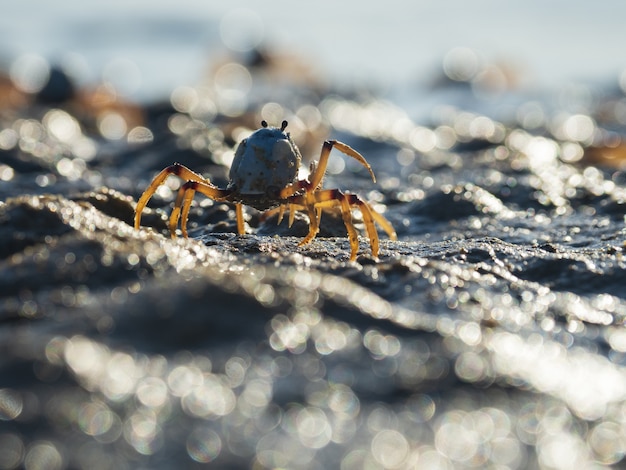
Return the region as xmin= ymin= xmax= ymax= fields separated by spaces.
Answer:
xmin=261 ymin=203 xmax=306 ymax=228
xmin=135 ymin=163 xmax=217 ymax=230
xmin=276 ymin=205 xmax=286 ymax=225
xmin=178 ymin=187 xmax=195 ymax=238
xmin=339 ymin=195 xmax=359 ymax=259
xmin=310 ymin=190 xmax=370 ymax=260
xmin=170 ymin=184 xmax=193 ymax=237
xmin=166 ymin=179 xmax=230 ymax=237
xmin=298 ymin=201 xmax=321 ymax=248
xmin=172 ymin=186 xmax=242 ymax=237
xmin=287 ymin=188 xmax=397 ymax=260
xmin=279 ymin=140 xmax=376 ymax=199
xmin=369 ymin=208 xmax=397 ymax=241
xmin=235 ymin=203 xmax=245 ymax=235
xmin=309 ymin=140 xmax=376 ymax=191
xmin=287 ymin=190 xmax=359 ymax=260
xmin=313 ymin=193 xmax=396 ymax=241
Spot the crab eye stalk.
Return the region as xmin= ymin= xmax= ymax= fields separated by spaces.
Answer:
xmin=281 ymin=120 xmax=288 ymax=131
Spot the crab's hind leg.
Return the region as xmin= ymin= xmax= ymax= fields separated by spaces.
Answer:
xmin=346 ymin=194 xmax=379 ymax=259
xmin=341 ymin=194 xmax=397 ymax=257
xmin=288 ymin=189 xmax=359 ymax=260
xmin=369 ymin=209 xmax=397 ymax=241
xmin=298 ymin=202 xmax=322 ymax=248
xmin=338 ymin=194 xmax=360 ymax=260
xmin=311 ymin=191 xmax=396 ymax=260
xmin=279 ymin=195 xmax=323 ymax=248
xmin=134 ymin=163 xmax=212 ymax=229
xmin=309 ymin=190 xmax=367 ymax=260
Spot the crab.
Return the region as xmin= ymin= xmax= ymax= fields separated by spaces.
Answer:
xmin=134 ymin=120 xmax=397 ymax=260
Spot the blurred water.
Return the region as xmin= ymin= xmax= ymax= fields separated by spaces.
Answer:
xmin=2 ymin=0 xmax=626 ymax=102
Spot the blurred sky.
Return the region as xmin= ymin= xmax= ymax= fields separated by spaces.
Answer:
xmin=2 ymin=0 xmax=626 ymax=101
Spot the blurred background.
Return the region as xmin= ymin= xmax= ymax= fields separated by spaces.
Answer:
xmin=2 ymin=0 xmax=626 ymax=104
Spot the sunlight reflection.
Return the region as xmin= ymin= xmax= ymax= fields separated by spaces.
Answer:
xmin=124 ymin=408 xmax=162 ymax=455
xmin=43 ymin=109 xmax=81 ymax=143
xmin=97 ymin=112 xmax=127 ymax=140
xmin=371 ymin=429 xmax=410 ymax=468
xmin=0 ymin=389 xmax=23 ymax=421
xmin=30 ymin=234 xmax=626 ymax=468
xmin=187 ymin=427 xmax=222 ymax=463
xmin=77 ymin=401 xmax=116 ymax=437
xmin=295 ymin=406 xmax=331 ymax=449
xmin=136 ymin=377 xmax=169 ymax=409
xmin=181 ymin=375 xmax=236 ymax=418
xmin=24 ymin=441 xmax=63 ymax=470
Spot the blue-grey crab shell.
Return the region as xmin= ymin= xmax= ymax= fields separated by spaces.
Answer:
xmin=228 ymin=126 xmax=302 ymax=199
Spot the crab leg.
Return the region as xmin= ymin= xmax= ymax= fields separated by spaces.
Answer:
xmin=235 ymin=203 xmax=245 ymax=235
xmin=276 ymin=205 xmax=286 ymax=225
xmin=298 ymin=201 xmax=321 ymax=248
xmin=286 ymin=190 xmax=360 ymax=260
xmin=346 ymin=195 xmax=378 ymax=258
xmin=278 ymin=140 xmax=376 ymax=199
xmin=135 ymin=163 xmax=216 ymax=229
xmin=289 ymin=188 xmax=397 ymax=260
xmin=275 ymin=203 xmax=299 ymax=227
xmin=310 ymin=190 xmax=372 ymax=260
xmin=170 ymin=184 xmax=194 ymax=237
xmin=313 ymin=193 xmax=396 ymax=241
xmin=369 ymin=208 xmax=397 ymax=241
xmin=338 ymin=194 xmax=360 ymax=260
xmin=167 ymin=179 xmax=230 ymax=237
xmin=309 ymin=141 xmax=376 ymax=191
xmin=176 ymin=195 xmax=244 ymax=235
xmin=260 ymin=203 xmax=305 ymax=227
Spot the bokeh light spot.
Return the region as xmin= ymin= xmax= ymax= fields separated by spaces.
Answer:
xmin=0 ymin=389 xmax=22 ymax=421
xmin=23 ymin=441 xmax=63 ymax=470
xmin=10 ymin=54 xmax=50 ymax=93
xmin=186 ymin=427 xmax=222 ymax=463
xmin=371 ymin=429 xmax=410 ymax=468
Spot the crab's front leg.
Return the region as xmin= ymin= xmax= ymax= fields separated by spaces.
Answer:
xmin=135 ymin=163 xmax=212 ymax=230
xmin=135 ymin=162 xmax=231 ymax=237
